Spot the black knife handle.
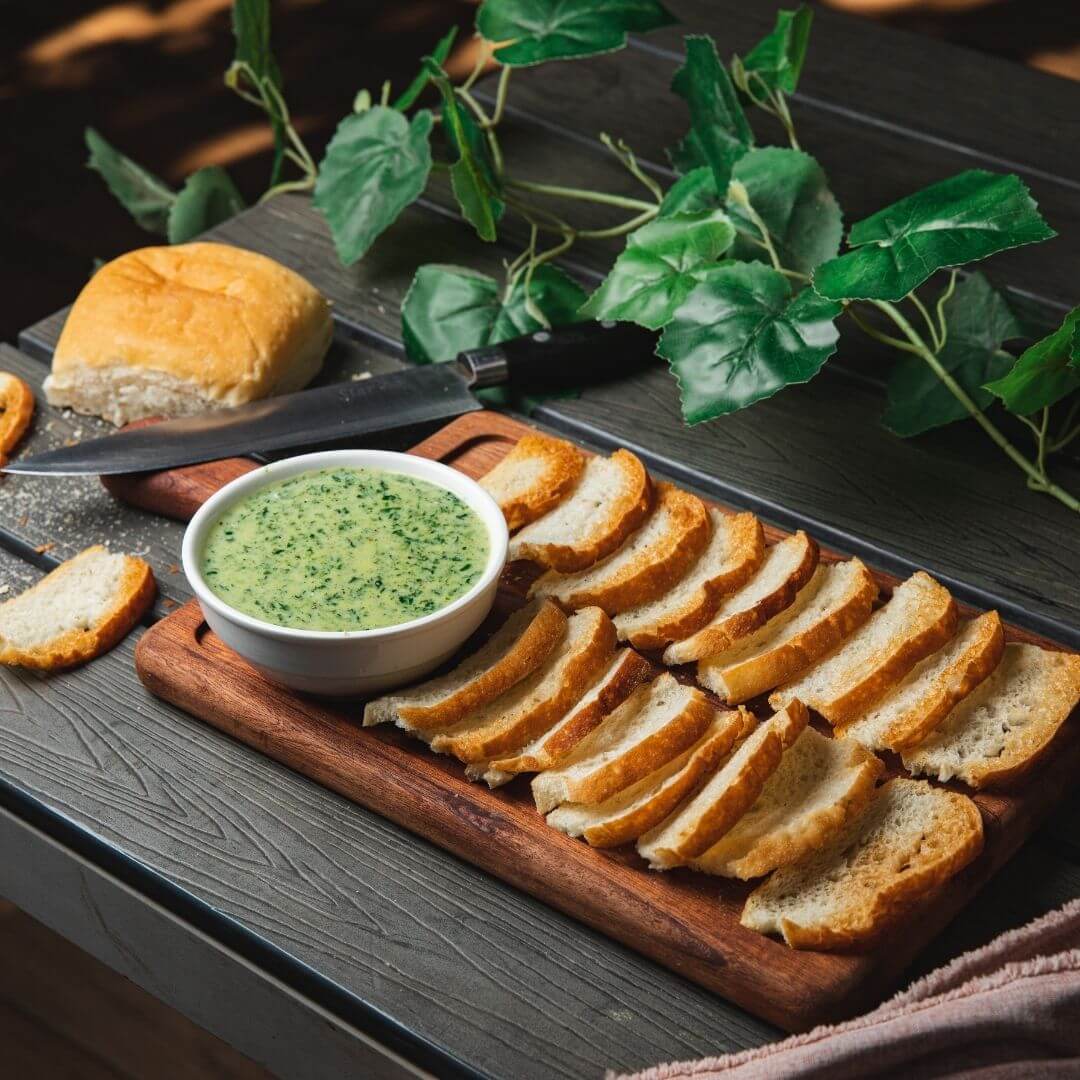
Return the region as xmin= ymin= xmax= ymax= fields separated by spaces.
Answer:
xmin=458 ymin=321 xmax=658 ymax=390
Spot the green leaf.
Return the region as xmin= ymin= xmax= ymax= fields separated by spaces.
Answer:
xmin=427 ymin=63 xmax=503 ymax=242
xmin=813 ymin=170 xmax=1056 ymax=302
xmin=984 ymin=306 xmax=1080 ymax=415
xmin=883 ymin=273 xmax=1024 ymax=436
xmin=658 ymin=262 xmax=841 ymax=423
xmin=740 ymin=6 xmax=813 ymax=95
xmin=314 ymin=106 xmax=434 ymax=265
xmin=394 ymin=26 xmax=458 ymax=110
xmin=231 ymin=0 xmax=287 ymax=184
xmin=670 ymin=35 xmax=753 ymax=191
xmin=166 ymin=167 xmax=246 ymax=244
xmin=85 ymin=127 xmax=175 ymax=234
xmin=661 ymin=150 xmax=842 ymax=277
xmin=580 ymin=210 xmax=736 ymax=330
xmin=402 ymin=263 xmax=586 ymax=363
xmin=476 ymin=0 xmax=675 ymax=67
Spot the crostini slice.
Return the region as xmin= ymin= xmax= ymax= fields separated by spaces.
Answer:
xmin=478 ymin=432 xmax=584 ymax=532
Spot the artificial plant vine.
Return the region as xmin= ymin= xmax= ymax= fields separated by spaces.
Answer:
xmin=84 ymin=0 xmax=1079 ymax=512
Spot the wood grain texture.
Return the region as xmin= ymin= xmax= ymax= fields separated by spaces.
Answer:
xmin=134 ymin=412 xmax=1080 ymax=1032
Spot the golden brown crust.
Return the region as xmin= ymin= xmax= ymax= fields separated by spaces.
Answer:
xmin=709 ymin=560 xmax=878 ymax=704
xmin=48 ymin=243 xmax=332 ymax=411
xmin=531 ymin=483 xmax=711 ymax=614
xmin=618 ymin=511 xmax=766 ymax=651
xmin=0 ymin=372 xmax=34 ymax=466
xmin=510 ymin=449 xmax=652 ymax=573
xmin=0 ymin=547 xmax=156 ymax=670
xmin=486 ymin=649 xmax=654 ymax=774
xmin=432 ymin=610 xmax=617 ymax=763
xmin=397 ymin=600 xmax=567 ymax=730
xmin=479 ymin=433 xmax=585 ymax=532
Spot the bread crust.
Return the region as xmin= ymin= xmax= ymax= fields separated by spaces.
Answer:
xmin=837 ymin=611 xmax=1005 ymax=752
xmin=694 ymin=731 xmax=883 ymax=880
xmin=531 ymin=483 xmax=710 ymax=614
xmin=509 ymin=449 xmax=652 ymax=573
xmin=663 ymin=531 xmax=819 ymax=664
xmin=637 ymin=702 xmax=809 ymax=868
xmin=702 ymin=560 xmax=878 ymax=704
xmin=0 ymin=372 xmax=34 ymax=466
xmin=431 ymin=609 xmax=616 ymax=763
xmin=742 ymin=779 xmax=984 ymax=950
xmin=615 ymin=511 xmax=765 ymax=651
xmin=770 ymin=571 xmax=959 ymax=724
xmin=46 ymin=243 xmax=332 ymax=424
xmin=531 ymin=679 xmax=717 ymax=812
xmin=485 ymin=649 xmax=654 ymax=775
xmin=388 ymin=600 xmax=567 ymax=732
xmin=479 ymin=433 xmax=585 ymax=532
xmin=0 ymin=546 xmax=156 ymax=670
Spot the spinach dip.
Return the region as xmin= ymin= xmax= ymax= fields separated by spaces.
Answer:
xmin=201 ymin=466 xmax=489 ymax=631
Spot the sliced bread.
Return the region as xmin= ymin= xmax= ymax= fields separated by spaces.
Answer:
xmin=362 ymin=599 xmax=566 ymax=733
xmin=662 ymin=530 xmax=819 ymax=665
xmin=0 ymin=545 xmax=155 ymax=669
xmin=430 ymin=607 xmax=616 ymax=763
xmin=546 ymin=710 xmax=751 ymax=848
xmin=478 ymin=432 xmax=584 ymax=532
xmin=614 ymin=510 xmax=765 ymax=651
xmin=769 ymin=571 xmax=957 ymax=724
xmin=902 ymin=642 xmax=1080 ymax=789
xmin=636 ymin=701 xmax=809 ymax=869
xmin=0 ymin=371 xmax=34 ymax=466
xmin=697 ymin=559 xmax=878 ymax=704
xmin=508 ymin=449 xmax=652 ymax=572
xmin=531 ymin=672 xmax=717 ymax=813
xmin=691 ymin=727 xmax=883 ymax=880
xmin=838 ymin=612 xmax=1004 ymax=752
xmin=473 ymin=648 xmax=654 ymax=785
xmin=530 ymin=483 xmax=710 ymax=614
xmin=741 ymin=778 xmax=984 ymax=949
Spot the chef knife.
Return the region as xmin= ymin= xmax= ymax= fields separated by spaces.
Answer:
xmin=6 ymin=321 xmax=656 ymax=476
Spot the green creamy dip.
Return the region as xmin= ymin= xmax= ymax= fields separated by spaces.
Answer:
xmin=201 ymin=466 xmax=489 ymax=631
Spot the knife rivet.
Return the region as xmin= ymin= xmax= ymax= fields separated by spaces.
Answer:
xmin=532 ymin=330 xmax=552 ymax=343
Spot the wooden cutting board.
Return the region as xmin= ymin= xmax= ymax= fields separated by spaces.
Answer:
xmin=131 ymin=410 xmax=1080 ymax=1031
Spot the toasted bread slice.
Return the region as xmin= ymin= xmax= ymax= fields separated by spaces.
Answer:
xmin=362 ymin=599 xmax=566 ymax=733
xmin=902 ymin=643 xmax=1080 ymax=789
xmin=531 ymin=672 xmax=716 ymax=813
xmin=478 ymin=432 xmax=585 ymax=532
xmin=530 ymin=483 xmax=710 ymax=614
xmin=838 ymin=612 xmax=1004 ymax=752
xmin=431 ymin=607 xmax=616 ymax=763
xmin=471 ymin=649 xmax=654 ymax=786
xmin=692 ymin=727 xmax=883 ymax=880
xmin=614 ymin=510 xmax=765 ymax=651
xmin=0 ymin=372 xmax=34 ymax=466
xmin=0 ymin=545 xmax=155 ymax=669
xmin=741 ymin=778 xmax=984 ymax=949
xmin=698 ymin=559 xmax=878 ymax=704
xmin=637 ymin=701 xmax=808 ymax=869
xmin=508 ymin=450 xmax=651 ymax=573
xmin=770 ymin=571 xmax=957 ymax=724
xmin=662 ymin=531 xmax=818 ymax=665
xmin=546 ymin=711 xmax=749 ymax=847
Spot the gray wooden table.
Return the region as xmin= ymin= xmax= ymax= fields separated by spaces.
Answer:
xmin=3 ymin=4 xmax=1080 ymax=1077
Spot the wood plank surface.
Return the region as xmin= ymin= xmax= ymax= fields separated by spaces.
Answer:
xmin=132 ymin=411 xmax=1080 ymax=1033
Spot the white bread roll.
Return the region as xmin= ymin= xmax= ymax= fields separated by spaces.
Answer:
xmin=44 ymin=242 xmax=333 ymax=425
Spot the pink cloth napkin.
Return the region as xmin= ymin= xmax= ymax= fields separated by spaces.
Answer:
xmin=611 ymin=899 xmax=1080 ymax=1080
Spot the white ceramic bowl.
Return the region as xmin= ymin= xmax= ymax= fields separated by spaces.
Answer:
xmin=182 ymin=449 xmax=508 ymax=696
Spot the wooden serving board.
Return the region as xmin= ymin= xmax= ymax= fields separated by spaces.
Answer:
xmin=132 ymin=411 xmax=1080 ymax=1032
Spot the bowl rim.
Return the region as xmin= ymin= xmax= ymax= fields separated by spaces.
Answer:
xmin=181 ymin=448 xmax=508 ymax=642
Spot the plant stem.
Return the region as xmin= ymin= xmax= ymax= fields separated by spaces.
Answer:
xmin=934 ymin=270 xmax=957 ymax=350
xmin=1048 ymin=397 xmax=1080 ymax=453
xmin=600 ymin=133 xmax=664 ymax=202
xmin=872 ymin=300 xmax=1079 ymax=512
xmin=488 ymin=64 xmax=511 ymax=127
xmin=577 ymin=206 xmax=658 ymax=239
xmin=909 ymin=291 xmax=942 ymax=352
xmin=504 ymin=177 xmax=656 ymax=212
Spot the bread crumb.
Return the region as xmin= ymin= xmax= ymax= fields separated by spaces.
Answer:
xmin=35 ymin=542 xmax=55 ymax=554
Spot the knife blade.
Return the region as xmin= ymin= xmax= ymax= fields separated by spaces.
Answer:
xmin=5 ymin=321 xmax=656 ymax=476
